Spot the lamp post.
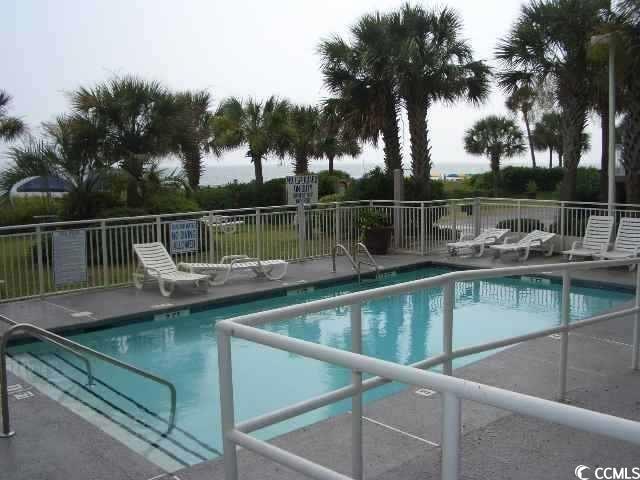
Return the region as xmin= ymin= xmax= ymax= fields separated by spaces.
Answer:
xmin=590 ymin=32 xmax=616 ymax=215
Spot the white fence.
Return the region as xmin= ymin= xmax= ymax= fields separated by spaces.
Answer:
xmin=1 ymin=198 xmax=640 ymax=301
xmin=216 ymin=258 xmax=640 ymax=480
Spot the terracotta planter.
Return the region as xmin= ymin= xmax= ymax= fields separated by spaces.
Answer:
xmin=362 ymin=226 xmax=393 ymax=254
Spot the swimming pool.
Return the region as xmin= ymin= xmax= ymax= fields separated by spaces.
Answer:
xmin=7 ymin=266 xmax=633 ymax=471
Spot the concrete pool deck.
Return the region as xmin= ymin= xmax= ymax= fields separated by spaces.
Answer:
xmin=0 ymin=251 xmax=638 ymax=480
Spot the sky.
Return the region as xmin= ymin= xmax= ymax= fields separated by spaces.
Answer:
xmin=2 ymin=0 xmax=603 ymax=179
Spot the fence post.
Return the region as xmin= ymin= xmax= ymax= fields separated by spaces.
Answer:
xmin=297 ymin=203 xmax=306 ymax=259
xmin=451 ymin=201 xmax=458 ymax=241
xmin=441 ymin=391 xmax=461 ymax=480
xmin=473 ymin=197 xmax=481 ymax=237
xmin=217 ymin=329 xmax=239 ymax=480
xmin=335 ymin=203 xmax=342 ymax=246
xmin=559 ymin=269 xmax=571 ymax=401
xmin=101 ymin=221 xmax=109 ymax=286
xmin=351 ymin=303 xmax=363 ymax=480
xmin=208 ymin=211 xmax=215 ymax=263
xmin=36 ymin=226 xmax=44 ymax=297
xmin=443 ymin=280 xmax=454 ymax=376
xmin=256 ymin=208 xmax=262 ymax=259
xmin=420 ymin=202 xmax=426 ymax=255
xmin=559 ymin=202 xmax=566 ymax=251
xmin=517 ymin=199 xmax=522 ymax=234
xmin=633 ymin=266 xmax=640 ymax=370
xmin=156 ymin=216 xmax=162 ymax=244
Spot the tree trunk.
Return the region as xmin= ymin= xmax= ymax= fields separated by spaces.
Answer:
xmin=328 ymin=154 xmax=334 ymax=174
xmin=622 ymin=86 xmax=640 ymax=204
xmin=599 ymin=109 xmax=609 ymax=203
xmin=183 ymin=149 xmax=202 ymax=190
xmin=381 ymin=91 xmax=402 ymax=173
xmin=559 ymin=97 xmax=588 ymax=201
xmin=523 ymin=111 xmax=536 ymax=168
xmin=123 ymin=157 xmax=144 ymax=208
xmin=252 ymin=155 xmax=264 ymax=186
xmin=490 ymin=153 xmax=501 ymax=197
xmin=294 ymin=153 xmax=308 ymax=175
xmin=406 ymin=99 xmax=431 ymax=198
xmin=549 ymin=148 xmax=553 ymax=169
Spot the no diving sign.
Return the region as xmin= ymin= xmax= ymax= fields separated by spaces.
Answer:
xmin=286 ymin=175 xmax=318 ymax=205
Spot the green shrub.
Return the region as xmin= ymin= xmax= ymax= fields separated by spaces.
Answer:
xmin=316 ymin=170 xmax=352 ymax=197
xmin=344 ymin=168 xmax=394 ymax=201
xmin=319 ymin=193 xmax=345 ymax=203
xmin=0 ymin=198 xmax=62 ymax=227
xmin=194 ymin=178 xmax=286 ymax=210
xmin=146 ymin=189 xmax=200 ymax=214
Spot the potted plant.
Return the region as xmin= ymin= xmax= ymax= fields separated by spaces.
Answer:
xmin=358 ymin=209 xmax=393 ymax=254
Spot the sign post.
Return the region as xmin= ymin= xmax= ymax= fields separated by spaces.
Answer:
xmin=286 ymin=175 xmax=318 ymax=260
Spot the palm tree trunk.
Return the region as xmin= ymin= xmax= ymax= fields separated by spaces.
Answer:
xmin=559 ymin=99 xmax=587 ymax=201
xmin=406 ymin=100 xmax=431 ymax=198
xmin=124 ymin=156 xmax=144 ymax=208
xmin=523 ymin=112 xmax=536 ymax=168
xmin=252 ymin=155 xmax=264 ymax=186
xmin=622 ymin=88 xmax=640 ymax=204
xmin=599 ymin=109 xmax=609 ymax=203
xmin=382 ymin=92 xmax=402 ymax=173
xmin=328 ymin=154 xmax=335 ymax=174
xmin=549 ymin=148 xmax=553 ymax=169
xmin=183 ymin=149 xmax=202 ymax=190
xmin=490 ymin=152 xmax=501 ymax=196
xmin=294 ymin=153 xmax=308 ymax=175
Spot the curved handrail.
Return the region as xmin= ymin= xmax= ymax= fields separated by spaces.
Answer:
xmin=0 ymin=322 xmax=177 ymax=437
xmin=0 ymin=315 xmax=94 ymax=386
xmin=356 ymin=242 xmax=380 ymax=278
xmin=332 ymin=244 xmax=358 ymax=273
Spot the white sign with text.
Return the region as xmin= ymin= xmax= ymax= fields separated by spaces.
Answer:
xmin=286 ymin=175 xmax=319 ymax=205
xmin=169 ymin=220 xmax=199 ymax=254
xmin=53 ymin=229 xmax=87 ymax=287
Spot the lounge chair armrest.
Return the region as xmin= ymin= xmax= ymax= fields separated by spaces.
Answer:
xmin=459 ymin=233 xmax=474 ymax=241
xmin=145 ymin=266 xmax=162 ymax=277
xmin=503 ymin=236 xmax=518 ymax=244
xmin=221 ymin=255 xmax=250 ymax=263
xmin=570 ymin=240 xmax=581 ymax=250
xmin=230 ymin=257 xmax=259 ymax=266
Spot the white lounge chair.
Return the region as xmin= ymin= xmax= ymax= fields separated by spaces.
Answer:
xmin=561 ymin=215 xmax=614 ymax=260
xmin=447 ymin=228 xmax=510 ymax=257
xmin=132 ymin=242 xmax=210 ymax=297
xmin=594 ymin=217 xmax=640 ymax=270
xmin=199 ymin=215 xmax=244 ymax=234
xmin=489 ymin=230 xmax=557 ymax=262
xmin=179 ymin=255 xmax=289 ymax=286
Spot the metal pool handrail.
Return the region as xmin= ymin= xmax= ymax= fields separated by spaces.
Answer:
xmin=217 ymin=256 xmax=640 ymax=480
xmin=0 ymin=314 xmax=94 ymax=386
xmin=0 ymin=322 xmax=177 ymax=437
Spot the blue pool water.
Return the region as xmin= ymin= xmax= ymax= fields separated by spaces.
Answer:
xmin=8 ymin=267 xmax=633 ymax=469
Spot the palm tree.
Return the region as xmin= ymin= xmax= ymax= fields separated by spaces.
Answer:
xmin=0 ymin=90 xmax=25 ymax=141
xmin=505 ymin=85 xmax=538 ymax=167
xmin=1 ymin=115 xmax=109 ymax=218
xmin=464 ymin=116 xmax=526 ymax=195
xmin=533 ymin=112 xmax=562 ymax=168
xmin=172 ymin=90 xmax=213 ymax=190
xmin=211 ymin=96 xmax=291 ymax=185
xmin=496 ymin=0 xmax=607 ymax=200
xmin=288 ymin=104 xmax=321 ymax=174
xmin=317 ymin=101 xmax=361 ymax=173
xmin=387 ymin=4 xmax=491 ymax=197
xmin=617 ymin=0 xmax=640 ymax=203
xmin=318 ymin=13 xmax=402 ymax=174
xmin=70 ymin=75 xmax=178 ymax=207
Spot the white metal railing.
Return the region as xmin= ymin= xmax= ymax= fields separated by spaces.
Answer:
xmin=1 ymin=197 xmax=640 ymax=302
xmin=216 ymin=257 xmax=640 ymax=480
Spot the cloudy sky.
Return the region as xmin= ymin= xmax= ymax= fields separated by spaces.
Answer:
xmin=3 ymin=0 xmax=602 ymax=179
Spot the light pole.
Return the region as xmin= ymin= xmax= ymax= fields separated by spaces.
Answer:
xmin=591 ymin=32 xmax=616 ymax=215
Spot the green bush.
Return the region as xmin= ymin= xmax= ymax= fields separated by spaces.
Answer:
xmin=472 ymin=167 xmax=565 ymax=196
xmin=194 ymin=178 xmax=286 ymax=210
xmin=344 ymin=168 xmax=394 ymax=201
xmin=316 ymin=170 xmax=352 ymax=197
xmin=319 ymin=193 xmax=345 ymax=203
xmin=146 ymin=189 xmax=200 ymax=214
xmin=0 ymin=198 xmax=62 ymax=227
